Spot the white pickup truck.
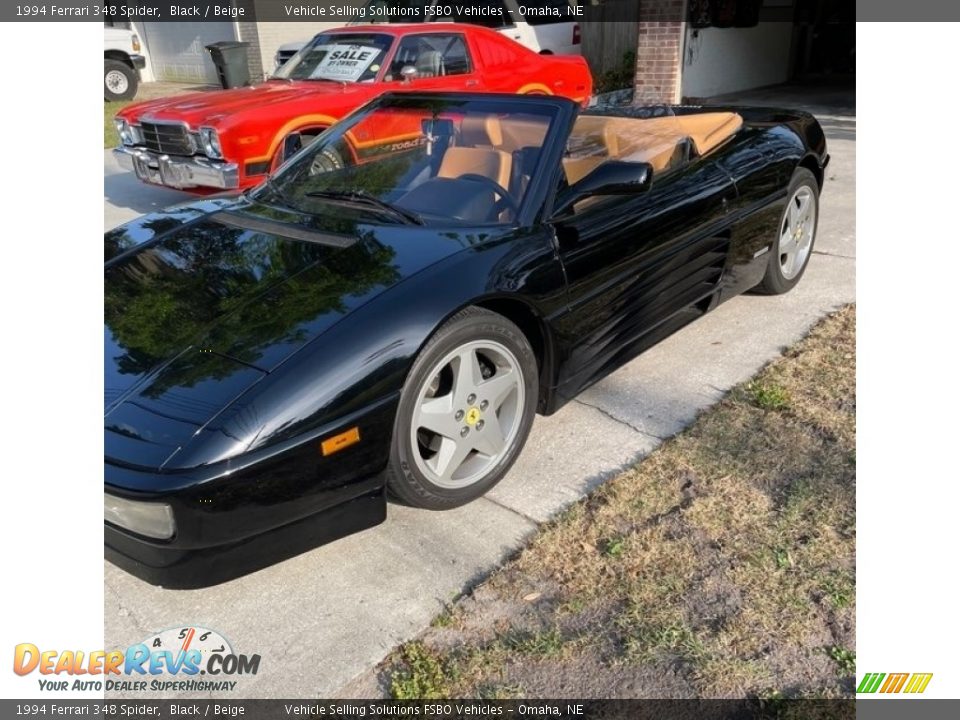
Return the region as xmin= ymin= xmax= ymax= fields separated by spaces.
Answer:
xmin=104 ymin=27 xmax=146 ymax=101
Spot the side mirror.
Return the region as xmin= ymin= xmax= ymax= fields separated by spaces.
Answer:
xmin=281 ymin=132 xmax=303 ymax=163
xmin=553 ymin=160 xmax=653 ymax=217
xmin=400 ymin=65 xmax=418 ymax=83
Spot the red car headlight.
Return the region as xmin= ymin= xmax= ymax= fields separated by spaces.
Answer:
xmin=200 ymin=127 xmax=224 ymax=159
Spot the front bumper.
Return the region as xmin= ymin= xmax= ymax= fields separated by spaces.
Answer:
xmin=130 ymin=54 xmax=147 ymax=70
xmin=113 ymin=146 xmax=239 ymax=190
xmin=106 ymin=486 xmax=386 ymax=589
xmin=104 ymin=396 xmax=398 ymax=588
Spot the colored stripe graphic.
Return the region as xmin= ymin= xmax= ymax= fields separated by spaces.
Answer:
xmin=904 ymin=673 xmax=933 ymax=694
xmin=880 ymin=673 xmax=908 ymax=693
xmin=857 ymin=672 xmax=932 ymax=694
xmin=856 ymin=673 xmax=885 ymax=693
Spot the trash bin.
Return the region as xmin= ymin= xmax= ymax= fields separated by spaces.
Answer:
xmin=205 ymin=41 xmax=251 ymax=89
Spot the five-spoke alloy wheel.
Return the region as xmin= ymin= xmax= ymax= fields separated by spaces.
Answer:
xmin=387 ymin=307 xmax=538 ymax=509
xmin=757 ymin=167 xmax=820 ymax=294
xmin=779 ymin=185 xmax=816 ymax=280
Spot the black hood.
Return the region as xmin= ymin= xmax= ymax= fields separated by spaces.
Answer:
xmin=104 ymin=197 xmax=472 ymax=470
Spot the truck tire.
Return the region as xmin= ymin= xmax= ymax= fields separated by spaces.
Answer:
xmin=105 ymin=59 xmax=138 ymax=101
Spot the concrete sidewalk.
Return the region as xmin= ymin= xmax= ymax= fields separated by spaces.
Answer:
xmin=103 ymin=86 xmax=855 ymax=698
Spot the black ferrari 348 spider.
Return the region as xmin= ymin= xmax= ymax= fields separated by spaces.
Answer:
xmin=105 ymin=92 xmax=827 ymax=587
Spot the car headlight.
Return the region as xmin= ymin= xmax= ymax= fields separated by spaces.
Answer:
xmin=104 ymin=494 xmax=175 ymax=540
xmin=114 ymin=118 xmax=134 ymax=146
xmin=132 ymin=34 xmax=141 ymax=53
xmin=199 ymin=127 xmax=223 ymax=159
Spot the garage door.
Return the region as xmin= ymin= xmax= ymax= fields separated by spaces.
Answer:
xmin=140 ymin=22 xmax=236 ymax=84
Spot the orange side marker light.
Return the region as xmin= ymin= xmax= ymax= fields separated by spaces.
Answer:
xmin=321 ymin=427 xmax=361 ymax=456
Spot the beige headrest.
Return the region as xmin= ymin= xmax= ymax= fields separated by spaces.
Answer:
xmin=679 ymin=112 xmax=743 ymax=156
xmin=438 ymin=147 xmax=512 ymax=190
xmin=459 ymin=115 xmax=503 ymax=147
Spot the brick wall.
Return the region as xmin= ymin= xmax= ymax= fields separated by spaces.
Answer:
xmin=247 ymin=22 xmax=344 ymax=82
xmin=236 ymin=22 xmax=264 ymax=83
xmin=634 ymin=1 xmax=687 ymax=104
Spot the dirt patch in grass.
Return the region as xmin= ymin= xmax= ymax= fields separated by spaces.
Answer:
xmin=347 ymin=306 xmax=856 ymax=699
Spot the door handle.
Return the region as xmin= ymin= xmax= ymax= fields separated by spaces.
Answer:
xmin=465 ymin=79 xmax=478 ymax=87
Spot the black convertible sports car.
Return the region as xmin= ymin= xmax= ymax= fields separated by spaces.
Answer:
xmin=105 ymin=93 xmax=827 ymax=587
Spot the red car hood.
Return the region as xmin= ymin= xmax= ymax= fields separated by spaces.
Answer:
xmin=122 ymin=80 xmax=373 ymax=127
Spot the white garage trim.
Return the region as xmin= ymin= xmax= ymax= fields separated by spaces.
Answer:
xmin=138 ymin=21 xmax=237 ymax=84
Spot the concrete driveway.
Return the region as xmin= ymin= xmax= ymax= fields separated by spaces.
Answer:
xmin=104 ymin=85 xmax=855 ymax=698
xmin=104 ymin=149 xmax=193 ymax=228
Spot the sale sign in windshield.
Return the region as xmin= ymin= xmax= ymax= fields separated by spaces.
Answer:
xmin=311 ymin=44 xmax=381 ymax=82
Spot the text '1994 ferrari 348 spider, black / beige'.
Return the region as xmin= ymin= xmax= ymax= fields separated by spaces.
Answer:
xmin=104 ymin=92 xmax=828 ymax=587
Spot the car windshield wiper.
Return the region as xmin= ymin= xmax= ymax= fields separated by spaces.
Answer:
xmin=304 ymin=189 xmax=424 ymax=226
xmin=254 ymin=176 xmax=300 ymax=211
xmin=281 ymin=76 xmax=347 ymax=87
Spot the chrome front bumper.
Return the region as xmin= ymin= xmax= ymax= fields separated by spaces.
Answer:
xmin=113 ymin=146 xmax=239 ymax=190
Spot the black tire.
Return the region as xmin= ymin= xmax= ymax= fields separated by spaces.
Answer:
xmin=271 ymin=129 xmax=329 ymax=174
xmin=755 ymin=167 xmax=819 ymax=295
xmin=387 ymin=306 xmax=539 ymax=510
xmin=104 ymin=59 xmax=138 ymax=101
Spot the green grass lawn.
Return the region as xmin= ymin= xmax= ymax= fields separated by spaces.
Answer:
xmin=104 ymin=101 xmax=129 ymax=148
xmin=382 ymin=306 xmax=857 ymax=700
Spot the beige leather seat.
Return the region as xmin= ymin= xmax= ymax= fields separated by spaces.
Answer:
xmin=562 ymin=112 xmax=743 ymax=184
xmin=438 ymin=147 xmax=512 ymax=189
xmin=459 ymin=115 xmax=551 ymax=154
xmin=563 ymin=117 xmax=636 ymax=184
xmin=499 ymin=117 xmax=550 ymax=152
xmin=676 ymin=112 xmax=743 ymax=155
xmin=459 ymin=116 xmax=503 ymax=148
xmin=561 ymin=156 xmax=607 ymax=186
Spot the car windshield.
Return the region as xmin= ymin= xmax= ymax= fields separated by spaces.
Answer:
xmin=273 ymin=33 xmax=393 ymax=82
xmin=253 ymin=95 xmax=559 ymax=226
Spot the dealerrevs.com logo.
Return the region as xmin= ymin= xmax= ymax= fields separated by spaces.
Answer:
xmin=13 ymin=626 xmax=260 ymax=692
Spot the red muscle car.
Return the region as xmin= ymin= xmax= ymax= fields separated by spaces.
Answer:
xmin=112 ymin=23 xmax=593 ymax=192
